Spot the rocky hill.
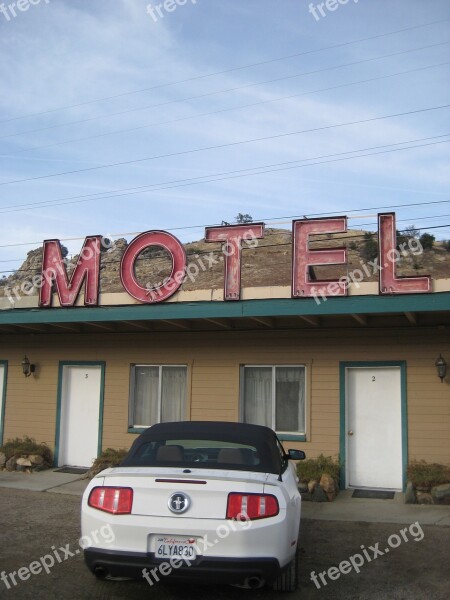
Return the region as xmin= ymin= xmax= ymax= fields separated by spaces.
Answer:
xmin=1 ymin=229 xmax=449 ymax=299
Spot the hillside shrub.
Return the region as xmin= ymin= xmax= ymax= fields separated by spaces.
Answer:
xmin=419 ymin=233 xmax=435 ymax=250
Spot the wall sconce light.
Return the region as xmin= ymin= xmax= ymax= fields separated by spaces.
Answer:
xmin=21 ymin=356 xmax=35 ymax=378
xmin=435 ymin=354 xmax=447 ymax=383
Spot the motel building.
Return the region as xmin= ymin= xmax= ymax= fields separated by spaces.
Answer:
xmin=0 ymin=212 xmax=449 ymax=492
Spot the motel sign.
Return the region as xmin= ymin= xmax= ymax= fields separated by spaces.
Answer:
xmin=38 ymin=212 xmax=431 ymax=308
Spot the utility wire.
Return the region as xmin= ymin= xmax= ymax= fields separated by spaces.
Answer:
xmin=2 ymin=129 xmax=449 ymax=213
xmin=0 ymin=136 xmax=449 ymax=250
xmin=4 ymin=60 xmax=448 ymax=159
xmin=1 ymin=223 xmax=449 ymax=275
xmin=1 ymin=16 xmax=448 ymax=125
xmin=2 ymin=40 xmax=448 ymax=142
xmin=0 ymin=135 xmax=448 ymax=218
xmin=0 ymin=134 xmax=448 ymax=216
xmin=1 ymin=104 xmax=448 ymax=188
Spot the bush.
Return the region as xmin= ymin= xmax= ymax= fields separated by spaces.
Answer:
xmin=296 ymin=453 xmax=340 ymax=483
xmin=86 ymin=447 xmax=129 ymax=479
xmin=360 ymin=232 xmax=378 ymax=262
xmin=0 ymin=436 xmax=52 ymax=464
xmin=407 ymin=461 xmax=450 ymax=488
xmin=349 ymin=241 xmax=358 ymax=251
xmin=397 ymin=226 xmax=420 ymax=251
xmin=403 ymin=225 xmax=420 ymax=239
xmin=419 ymin=233 xmax=435 ymax=250
xmin=235 ymin=213 xmax=253 ymax=224
xmin=444 ymin=240 xmax=450 ymax=252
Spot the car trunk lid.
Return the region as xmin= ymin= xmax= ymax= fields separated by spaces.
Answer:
xmin=100 ymin=467 xmax=269 ymax=519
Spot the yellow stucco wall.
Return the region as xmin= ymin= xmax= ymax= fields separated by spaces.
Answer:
xmin=1 ymin=327 xmax=449 ymax=466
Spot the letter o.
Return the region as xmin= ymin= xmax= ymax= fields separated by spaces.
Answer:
xmin=216 ymin=525 xmax=230 ymax=539
xmin=388 ymin=534 xmax=401 ymax=549
xmin=78 ymin=536 xmax=92 ymax=549
xmin=387 ymin=248 xmax=400 ymax=263
xmin=120 ymin=231 xmax=186 ymax=303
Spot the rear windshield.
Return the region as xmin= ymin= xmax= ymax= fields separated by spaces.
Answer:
xmin=122 ymin=436 xmax=282 ymax=474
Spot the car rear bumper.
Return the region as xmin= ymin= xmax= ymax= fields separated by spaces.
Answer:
xmin=84 ymin=547 xmax=281 ymax=585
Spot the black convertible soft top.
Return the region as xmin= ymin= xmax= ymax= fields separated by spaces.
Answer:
xmin=121 ymin=421 xmax=284 ymax=474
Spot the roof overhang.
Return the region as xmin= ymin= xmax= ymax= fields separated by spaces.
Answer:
xmin=0 ymin=292 xmax=449 ymax=335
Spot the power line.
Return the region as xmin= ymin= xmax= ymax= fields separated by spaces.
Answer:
xmin=2 ymin=40 xmax=448 ymax=142
xmin=1 ymin=223 xmax=449 ymax=275
xmin=3 ymin=130 xmax=449 ymax=213
xmin=2 ymin=16 xmax=448 ymax=125
xmin=1 ymin=104 xmax=448 ymax=188
xmin=5 ymin=60 xmax=448 ymax=159
xmin=1 ymin=191 xmax=450 ymax=251
xmin=0 ymin=136 xmax=449 ymax=250
xmin=0 ymin=134 xmax=448 ymax=218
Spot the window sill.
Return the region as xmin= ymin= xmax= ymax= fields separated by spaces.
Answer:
xmin=277 ymin=433 xmax=306 ymax=442
xmin=128 ymin=427 xmax=146 ymax=434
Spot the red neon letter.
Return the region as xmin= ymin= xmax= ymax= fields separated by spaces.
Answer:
xmin=39 ymin=237 xmax=101 ymax=307
xmin=378 ymin=213 xmax=431 ymax=294
xmin=120 ymin=231 xmax=186 ymax=303
xmin=205 ymin=224 xmax=264 ymax=301
xmin=292 ymin=217 xmax=348 ymax=298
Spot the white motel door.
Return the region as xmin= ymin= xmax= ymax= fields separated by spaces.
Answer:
xmin=346 ymin=367 xmax=402 ymax=490
xmin=59 ymin=365 xmax=102 ymax=468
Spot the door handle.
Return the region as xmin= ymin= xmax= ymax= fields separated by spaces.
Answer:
xmin=347 ymin=430 xmax=354 ymax=436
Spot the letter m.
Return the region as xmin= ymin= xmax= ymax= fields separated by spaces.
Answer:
xmin=39 ymin=237 xmax=101 ymax=307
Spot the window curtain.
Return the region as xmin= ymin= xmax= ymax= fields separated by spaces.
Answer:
xmin=275 ymin=367 xmax=305 ymax=433
xmin=161 ymin=366 xmax=187 ymax=422
xmin=243 ymin=367 xmax=272 ymax=427
xmin=133 ymin=366 xmax=159 ymax=427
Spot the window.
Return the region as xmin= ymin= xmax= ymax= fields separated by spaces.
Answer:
xmin=241 ymin=365 xmax=306 ymax=434
xmin=129 ymin=365 xmax=187 ymax=429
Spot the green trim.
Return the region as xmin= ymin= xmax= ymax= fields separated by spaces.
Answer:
xmin=1 ymin=292 xmax=449 ymax=326
xmin=54 ymin=361 xmax=106 ymax=467
xmin=400 ymin=364 xmax=408 ymax=492
xmin=339 ymin=361 xmax=408 ymax=492
xmin=0 ymin=361 xmax=7 ymax=446
xmin=277 ymin=434 xmax=306 ymax=442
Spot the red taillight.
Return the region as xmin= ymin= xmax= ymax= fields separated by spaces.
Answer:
xmin=88 ymin=487 xmax=133 ymax=515
xmin=226 ymin=493 xmax=279 ymax=520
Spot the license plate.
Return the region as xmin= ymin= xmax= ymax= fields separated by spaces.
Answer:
xmin=154 ymin=536 xmax=197 ymax=560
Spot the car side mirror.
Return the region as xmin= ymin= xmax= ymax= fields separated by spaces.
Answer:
xmin=287 ymin=449 xmax=306 ymax=461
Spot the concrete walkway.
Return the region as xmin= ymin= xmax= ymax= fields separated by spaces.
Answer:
xmin=0 ymin=469 xmax=88 ymax=495
xmin=301 ymin=489 xmax=450 ymax=527
xmin=0 ymin=470 xmax=449 ymax=526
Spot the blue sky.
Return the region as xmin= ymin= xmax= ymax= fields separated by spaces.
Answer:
xmin=0 ymin=0 xmax=449 ymax=270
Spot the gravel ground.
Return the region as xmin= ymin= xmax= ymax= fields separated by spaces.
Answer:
xmin=0 ymin=489 xmax=448 ymax=600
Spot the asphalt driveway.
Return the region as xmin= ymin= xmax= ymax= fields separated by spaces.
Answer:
xmin=0 ymin=488 xmax=448 ymax=599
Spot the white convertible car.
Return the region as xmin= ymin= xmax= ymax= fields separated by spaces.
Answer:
xmin=81 ymin=421 xmax=305 ymax=591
